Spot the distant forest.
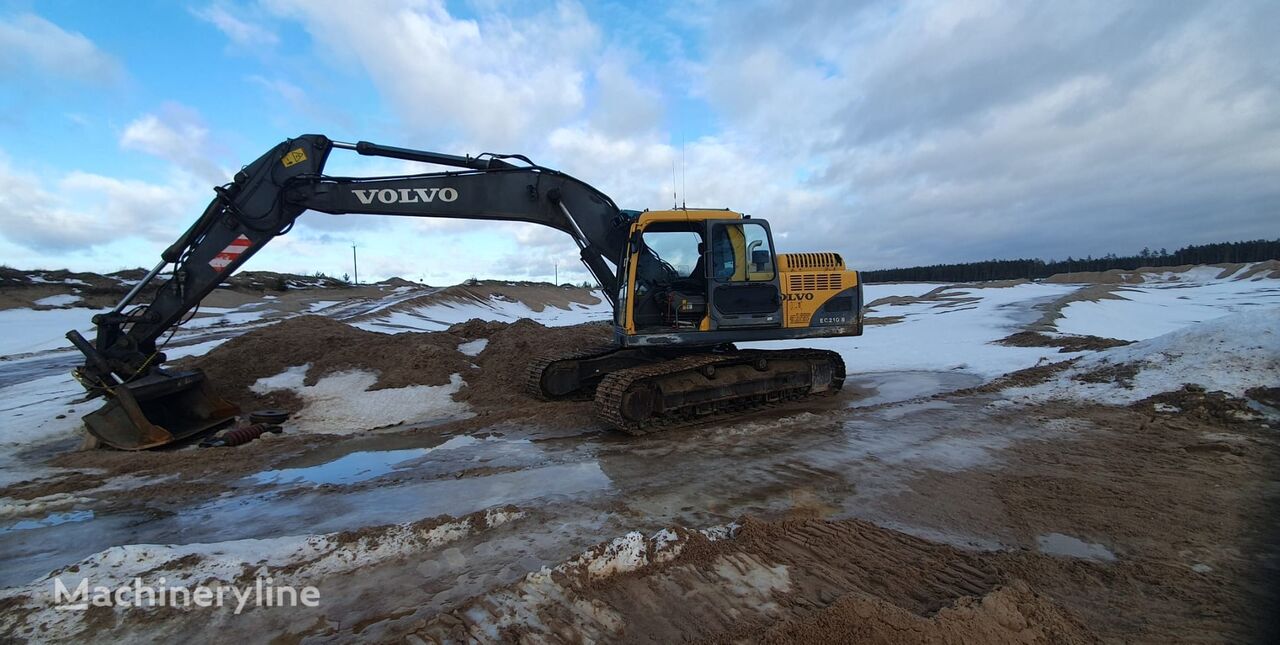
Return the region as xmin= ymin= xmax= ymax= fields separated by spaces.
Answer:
xmin=862 ymin=239 xmax=1280 ymax=283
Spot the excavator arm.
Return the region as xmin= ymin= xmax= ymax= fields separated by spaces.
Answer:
xmin=66 ymin=134 xmax=630 ymax=449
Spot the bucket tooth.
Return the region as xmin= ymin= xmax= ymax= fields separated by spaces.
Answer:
xmin=82 ymin=369 xmax=239 ymax=450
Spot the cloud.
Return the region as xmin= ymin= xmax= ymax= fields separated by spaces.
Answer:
xmin=589 ymin=56 xmax=664 ymax=138
xmin=10 ymin=0 xmax=1280 ymax=282
xmin=120 ymin=104 xmax=230 ymax=186
xmin=192 ymin=3 xmax=279 ymax=47
xmin=0 ymin=13 xmax=122 ymax=84
xmin=0 ymin=151 xmax=202 ymax=252
xmin=691 ymin=0 xmax=1280 ymax=268
xmin=263 ymin=0 xmax=604 ymax=149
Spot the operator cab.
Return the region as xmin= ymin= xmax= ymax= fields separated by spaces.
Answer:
xmin=617 ymin=209 xmax=783 ymax=336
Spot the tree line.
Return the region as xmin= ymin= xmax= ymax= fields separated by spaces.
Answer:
xmin=862 ymin=239 xmax=1280 ymax=283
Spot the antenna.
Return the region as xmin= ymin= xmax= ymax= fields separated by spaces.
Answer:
xmin=672 ymin=160 xmax=678 ymax=209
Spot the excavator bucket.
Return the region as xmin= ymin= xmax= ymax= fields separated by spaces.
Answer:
xmin=83 ymin=369 xmax=239 ymax=450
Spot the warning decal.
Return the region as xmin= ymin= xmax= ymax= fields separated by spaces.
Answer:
xmin=210 ymin=235 xmax=252 ymax=270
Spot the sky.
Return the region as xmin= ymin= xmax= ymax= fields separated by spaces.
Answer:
xmin=0 ymin=0 xmax=1277 ymax=285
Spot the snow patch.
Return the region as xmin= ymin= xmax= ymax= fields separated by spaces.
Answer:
xmin=0 ymin=508 xmax=524 ymax=641
xmin=1054 ymin=272 xmax=1280 ymax=341
xmin=1008 ymin=307 xmax=1280 ymax=405
xmin=306 ymin=300 xmax=341 ymax=313
xmin=748 ymin=282 xmax=1085 ymax=380
xmin=0 ymin=373 xmax=99 ymax=456
xmin=0 ymin=493 xmax=92 ymax=520
xmin=33 ymin=294 xmax=83 ymax=307
xmin=457 ymin=338 xmax=488 ymax=356
xmin=350 ymin=293 xmax=610 ymax=334
xmin=250 ymin=366 xmax=469 ymax=433
xmin=0 ymin=307 xmax=108 ymax=356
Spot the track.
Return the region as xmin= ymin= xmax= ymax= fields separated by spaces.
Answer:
xmin=594 ymin=349 xmax=846 ymax=435
xmin=524 ymin=343 xmax=625 ymax=400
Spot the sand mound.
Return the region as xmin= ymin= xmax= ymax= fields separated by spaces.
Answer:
xmin=1138 ymin=385 xmax=1269 ymax=428
xmin=996 ymin=331 xmax=1131 ymax=353
xmin=454 ymin=318 xmax=612 ymax=409
xmin=1043 ymin=261 xmax=1280 ymax=285
xmin=181 ymin=315 xmax=611 ymax=415
xmin=412 ymin=516 xmax=1096 ymax=644
xmin=759 ymin=580 xmax=1094 ymax=644
xmin=345 ymin=280 xmax=602 ymax=323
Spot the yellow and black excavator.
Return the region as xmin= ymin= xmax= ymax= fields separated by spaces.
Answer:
xmin=67 ymin=135 xmax=864 ymax=449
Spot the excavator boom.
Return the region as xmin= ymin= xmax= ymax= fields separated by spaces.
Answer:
xmin=69 ymin=134 xmax=630 ymax=449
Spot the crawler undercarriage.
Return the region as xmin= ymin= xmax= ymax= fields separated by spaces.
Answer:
xmin=527 ymin=346 xmax=846 ymax=434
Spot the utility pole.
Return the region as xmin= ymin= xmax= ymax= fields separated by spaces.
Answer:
xmin=351 ymin=243 xmax=358 ymax=285
xmin=554 ymin=262 xmax=558 ymax=285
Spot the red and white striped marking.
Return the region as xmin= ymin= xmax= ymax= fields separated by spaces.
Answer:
xmin=210 ymin=235 xmax=252 ymax=270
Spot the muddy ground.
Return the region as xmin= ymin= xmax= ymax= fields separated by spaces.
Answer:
xmin=1 ymin=312 xmax=1277 ymax=643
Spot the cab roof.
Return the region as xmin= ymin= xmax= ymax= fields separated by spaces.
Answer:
xmin=635 ymin=209 xmax=744 ymax=225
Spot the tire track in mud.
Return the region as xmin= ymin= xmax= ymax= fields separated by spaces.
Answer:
xmin=408 ymin=516 xmax=1095 ymax=644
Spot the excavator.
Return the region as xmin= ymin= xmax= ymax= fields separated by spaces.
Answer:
xmin=67 ymin=135 xmax=864 ymax=450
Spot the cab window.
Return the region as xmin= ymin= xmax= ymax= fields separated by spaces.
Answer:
xmin=640 ymin=230 xmax=701 ymax=279
xmin=710 ymin=222 xmax=775 ymax=282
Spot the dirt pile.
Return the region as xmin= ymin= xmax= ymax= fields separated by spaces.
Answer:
xmin=996 ymin=331 xmax=1132 ymax=353
xmin=1138 ymin=384 xmax=1271 ymax=427
xmin=0 ymin=267 xmax=365 ymax=311
xmin=454 ymin=318 xmax=612 ymax=409
xmin=345 ymin=280 xmax=602 ymax=324
xmin=0 ymin=268 xmax=149 ymax=310
xmin=1042 ymin=261 xmax=1280 ymax=285
xmin=412 ymin=515 xmax=1095 ymax=643
xmin=181 ymin=314 xmax=611 ymax=416
xmin=959 ymin=358 xmax=1079 ymax=392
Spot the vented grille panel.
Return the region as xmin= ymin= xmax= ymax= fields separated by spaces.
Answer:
xmin=788 ymin=273 xmax=843 ymax=292
xmin=779 ymin=252 xmax=844 ymax=271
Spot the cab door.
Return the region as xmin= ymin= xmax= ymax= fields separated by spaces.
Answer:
xmin=705 ymin=220 xmax=783 ymax=329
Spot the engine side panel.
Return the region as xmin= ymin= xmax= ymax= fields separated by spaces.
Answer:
xmin=777 ymin=253 xmax=863 ymax=331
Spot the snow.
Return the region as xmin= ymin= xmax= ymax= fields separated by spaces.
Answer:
xmin=163 ymin=337 xmax=231 ymax=360
xmin=250 ymin=435 xmax=480 ymax=485
xmin=0 ymin=307 xmax=108 ymax=356
xmin=306 ymin=300 xmax=341 ymax=312
xmin=250 ymin=366 xmax=470 ymax=433
xmin=863 ymin=282 xmax=947 ymax=300
xmin=181 ymin=308 xmax=269 ymax=329
xmin=746 ymin=282 xmax=1085 ymax=380
xmin=26 ymin=276 xmax=88 ymax=286
xmin=0 ymin=373 xmax=102 ymax=486
xmin=33 ymin=294 xmax=83 ymax=307
xmin=350 ymin=293 xmax=611 ymax=334
xmin=0 ymin=493 xmax=92 ymax=520
xmin=0 ymin=508 xmax=524 ymax=640
xmin=1054 ymin=270 xmax=1280 ymax=341
xmin=0 ymin=373 xmax=98 ymax=448
xmin=462 ymin=520 xmax=757 ymax=642
xmin=1008 ymin=307 xmax=1280 ymax=405
xmin=457 ymin=338 xmax=488 ymax=356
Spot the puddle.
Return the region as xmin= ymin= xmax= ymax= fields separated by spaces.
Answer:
xmin=1036 ymin=533 xmax=1116 ymax=561
xmin=0 ymin=510 xmax=95 ymax=534
xmin=845 ymin=371 xmax=983 ymax=408
xmin=250 ymin=435 xmax=481 ymax=485
xmin=838 ymin=413 xmax=1009 ymax=472
xmin=0 ymin=460 xmax=613 ymax=588
xmin=0 ymin=376 xmax=1083 ymax=593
